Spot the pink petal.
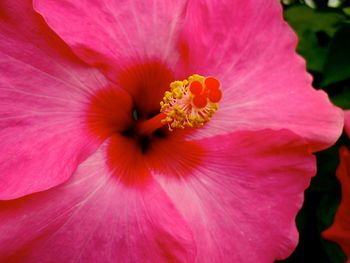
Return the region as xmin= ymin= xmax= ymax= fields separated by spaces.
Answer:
xmin=345 ymin=110 xmax=350 ymax=138
xmin=0 ymin=1 xmax=131 ymax=199
xmin=180 ymin=0 xmax=343 ymax=152
xmin=153 ymin=129 xmax=316 ymax=262
xmin=323 ymin=147 xmax=350 ymax=260
xmin=33 ymin=0 xmax=343 ymax=152
xmin=33 ymin=0 xmax=188 ymax=82
xmin=0 ymin=143 xmax=196 ymax=263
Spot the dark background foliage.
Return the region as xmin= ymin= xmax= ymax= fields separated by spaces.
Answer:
xmin=277 ymin=1 xmax=350 ymax=262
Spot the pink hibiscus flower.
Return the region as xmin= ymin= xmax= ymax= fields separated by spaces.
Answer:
xmin=323 ymin=111 xmax=350 ymax=263
xmin=0 ymin=0 xmax=343 ymax=262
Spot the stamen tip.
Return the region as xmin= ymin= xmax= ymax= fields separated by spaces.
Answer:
xmin=160 ymin=74 xmax=222 ymax=131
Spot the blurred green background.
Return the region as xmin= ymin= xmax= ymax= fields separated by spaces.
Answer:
xmin=277 ymin=1 xmax=350 ymax=262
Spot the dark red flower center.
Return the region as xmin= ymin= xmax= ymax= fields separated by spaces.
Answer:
xmin=86 ymin=61 xmax=221 ymax=186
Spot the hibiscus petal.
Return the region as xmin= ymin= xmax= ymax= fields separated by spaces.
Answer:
xmin=323 ymin=147 xmax=350 ymax=260
xmin=0 ymin=1 xmax=131 ymax=199
xmin=345 ymin=110 xmax=350 ymax=138
xmin=180 ymin=0 xmax=343 ymax=152
xmin=33 ymin=0 xmax=188 ymax=81
xmin=153 ymin=129 xmax=315 ymax=262
xmin=0 ymin=143 xmax=196 ymax=263
xmin=34 ymin=0 xmax=343 ymax=152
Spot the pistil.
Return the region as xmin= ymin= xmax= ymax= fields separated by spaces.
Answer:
xmin=136 ymin=74 xmax=222 ymax=136
xmin=136 ymin=112 xmax=167 ymax=135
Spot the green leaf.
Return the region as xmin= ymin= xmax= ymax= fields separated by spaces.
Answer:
xmin=330 ymin=88 xmax=350 ymax=109
xmin=284 ymin=5 xmax=345 ymax=72
xmin=343 ymin=7 xmax=350 ymax=16
xmin=322 ymin=23 xmax=350 ymax=86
